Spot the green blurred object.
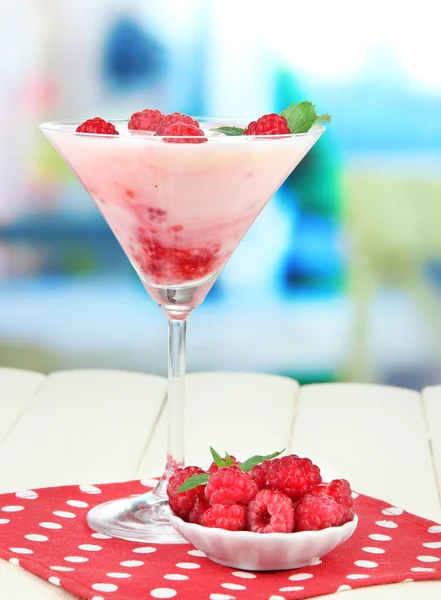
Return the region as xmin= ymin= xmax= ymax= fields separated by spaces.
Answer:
xmin=343 ymin=168 xmax=441 ymax=382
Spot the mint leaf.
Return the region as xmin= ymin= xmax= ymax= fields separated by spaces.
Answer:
xmin=210 ymin=446 xmax=225 ymax=468
xmin=225 ymin=452 xmax=234 ymax=466
xmin=177 ymin=473 xmax=209 ymax=493
xmin=212 ymin=126 xmax=245 ymax=136
xmin=239 ymin=449 xmax=285 ymax=472
xmin=281 ymin=101 xmax=331 ymax=134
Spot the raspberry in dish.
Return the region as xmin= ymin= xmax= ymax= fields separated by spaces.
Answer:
xmin=294 ymin=493 xmax=345 ymax=531
xmin=204 ymin=465 xmax=258 ymax=506
xmin=167 ymin=466 xmax=206 ymax=520
xmin=76 ymin=117 xmax=118 ymax=135
xmin=201 ymin=503 xmax=246 ymax=531
xmin=189 ymin=496 xmax=210 ymax=525
xmin=128 ymin=109 xmax=165 ymax=132
xmin=249 ymin=461 xmax=271 ymax=489
xmin=265 ymin=455 xmax=322 ymax=500
xmin=156 ymin=112 xmax=200 ymax=135
xmin=247 ymin=489 xmax=294 ymax=533
xmin=161 ymin=123 xmax=207 ymax=144
xmin=244 ymin=113 xmax=290 ymax=136
xmin=311 ymin=479 xmax=355 ymax=525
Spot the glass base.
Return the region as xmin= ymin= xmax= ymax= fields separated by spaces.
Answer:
xmin=87 ymin=490 xmax=188 ymax=544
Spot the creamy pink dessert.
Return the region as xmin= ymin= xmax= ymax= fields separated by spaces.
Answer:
xmin=44 ymin=121 xmax=322 ymax=291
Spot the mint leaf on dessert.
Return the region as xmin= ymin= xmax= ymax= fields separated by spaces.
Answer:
xmin=239 ymin=449 xmax=285 ymax=472
xmin=212 ymin=126 xmax=245 ymax=136
xmin=225 ymin=451 xmax=234 ymax=466
xmin=281 ymin=101 xmax=331 ymax=134
xmin=210 ymin=446 xmax=226 ymax=468
xmin=177 ymin=473 xmax=210 ymax=493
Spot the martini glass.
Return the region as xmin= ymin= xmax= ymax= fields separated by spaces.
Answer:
xmin=40 ymin=118 xmax=324 ymax=543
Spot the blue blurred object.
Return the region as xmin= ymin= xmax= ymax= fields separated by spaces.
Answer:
xmin=102 ymin=16 xmax=165 ymax=91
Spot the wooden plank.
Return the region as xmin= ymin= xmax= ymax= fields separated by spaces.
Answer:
xmin=0 ymin=368 xmax=46 ymax=443
xmin=315 ymin=580 xmax=441 ymax=599
xmin=0 ymin=369 xmax=167 ymax=493
xmin=292 ymin=383 xmax=441 ymax=523
xmin=0 ymin=562 xmax=80 ymax=600
xmin=422 ymin=385 xmax=441 ymax=504
xmin=139 ymin=372 xmax=299 ymax=476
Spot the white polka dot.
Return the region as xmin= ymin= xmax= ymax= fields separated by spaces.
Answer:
xmin=40 ymin=522 xmax=62 ymax=530
xmin=221 ymin=583 xmax=246 ymax=590
xmin=354 ymin=560 xmax=379 ymax=568
xmin=308 ymin=557 xmax=322 ymax=566
xmin=337 ymin=585 xmax=352 ymax=591
xmin=428 ymin=525 xmax=441 ymax=533
xmin=188 ymin=549 xmax=206 ymax=557
xmin=150 ymin=588 xmax=177 ymax=598
xmin=80 ymin=485 xmax=102 ymax=494
xmin=269 ymin=596 xmax=285 ymax=600
xmin=91 ymin=597 xmax=105 ymax=600
xmin=232 ymin=572 xmax=256 ymax=579
xmin=78 ymin=544 xmax=102 ymax=552
xmin=164 ymin=574 xmax=189 ymax=581
xmin=106 ymin=572 xmax=131 ymax=578
xmin=53 ymin=511 xmax=76 ymax=519
xmin=346 ymin=574 xmax=370 ymax=580
xmin=176 ymin=562 xmax=200 ymax=569
xmin=423 ymin=542 xmax=441 ymax=549
xmin=9 ymin=558 xmax=20 ymax=566
xmin=368 ymin=534 xmax=391 ymax=541
xmin=417 ymin=555 xmax=440 ymax=563
xmin=210 ymin=595 xmax=235 ymax=600
xmin=279 ymin=587 xmax=304 ymax=592
xmin=48 ymin=577 xmax=60 ymax=586
xmin=92 ymin=583 xmax=118 ymax=592
xmin=25 ymin=534 xmax=48 ymax=542
xmin=16 ymin=490 xmax=38 ymax=500
xmin=382 ymin=506 xmax=403 ymax=516
xmin=2 ymin=506 xmax=24 ymax=512
xmin=67 ymin=500 xmax=89 ymax=508
xmin=10 ymin=547 xmax=33 ymax=555
xmin=50 ymin=566 xmax=75 ymax=572
xmin=411 ymin=567 xmax=435 ymax=572
xmin=351 ymin=492 xmax=359 ymax=499
xmin=64 ymin=556 xmax=88 ymax=563
xmin=375 ymin=520 xmax=398 ymax=528
xmin=0 ymin=519 xmax=10 ymax=524
xmin=289 ymin=573 xmax=313 ymax=581
xmin=133 ymin=546 xmax=157 ymax=554
xmin=120 ymin=560 xmax=144 ymax=567
xmin=362 ymin=547 xmax=385 ymax=554
xmin=141 ymin=478 xmax=159 ymax=487
xmin=92 ymin=533 xmax=112 ymax=539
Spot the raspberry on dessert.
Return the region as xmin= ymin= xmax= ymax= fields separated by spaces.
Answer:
xmin=204 ymin=465 xmax=258 ymax=505
xmin=249 ymin=461 xmax=271 ymax=489
xmin=156 ymin=112 xmax=200 ymax=135
xmin=161 ymin=123 xmax=207 ymax=144
xmin=265 ymin=455 xmax=322 ymax=500
xmin=294 ymin=493 xmax=345 ymax=531
xmin=189 ymin=496 xmax=210 ymax=525
xmin=76 ymin=117 xmax=118 ymax=135
xmin=208 ymin=455 xmax=239 ymax=474
xmin=167 ymin=466 xmax=206 ymax=520
xmin=244 ymin=113 xmax=290 ymax=136
xmin=201 ymin=503 xmax=246 ymax=531
xmin=128 ymin=109 xmax=165 ymax=132
xmin=247 ymin=490 xmax=294 ymax=533
xmin=311 ymin=479 xmax=355 ymax=524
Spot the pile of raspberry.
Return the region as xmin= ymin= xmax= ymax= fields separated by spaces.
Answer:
xmin=167 ymin=451 xmax=356 ymax=533
xmin=76 ymin=109 xmax=292 ymax=140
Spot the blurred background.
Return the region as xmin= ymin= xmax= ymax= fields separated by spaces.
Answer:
xmin=1 ymin=0 xmax=441 ymax=389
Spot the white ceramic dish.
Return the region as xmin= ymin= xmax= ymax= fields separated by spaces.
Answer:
xmin=170 ymin=513 xmax=358 ymax=571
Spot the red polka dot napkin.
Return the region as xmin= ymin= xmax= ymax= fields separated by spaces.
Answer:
xmin=0 ymin=479 xmax=440 ymax=599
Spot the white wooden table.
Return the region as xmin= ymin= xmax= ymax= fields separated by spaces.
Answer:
xmin=0 ymin=368 xmax=440 ymax=599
